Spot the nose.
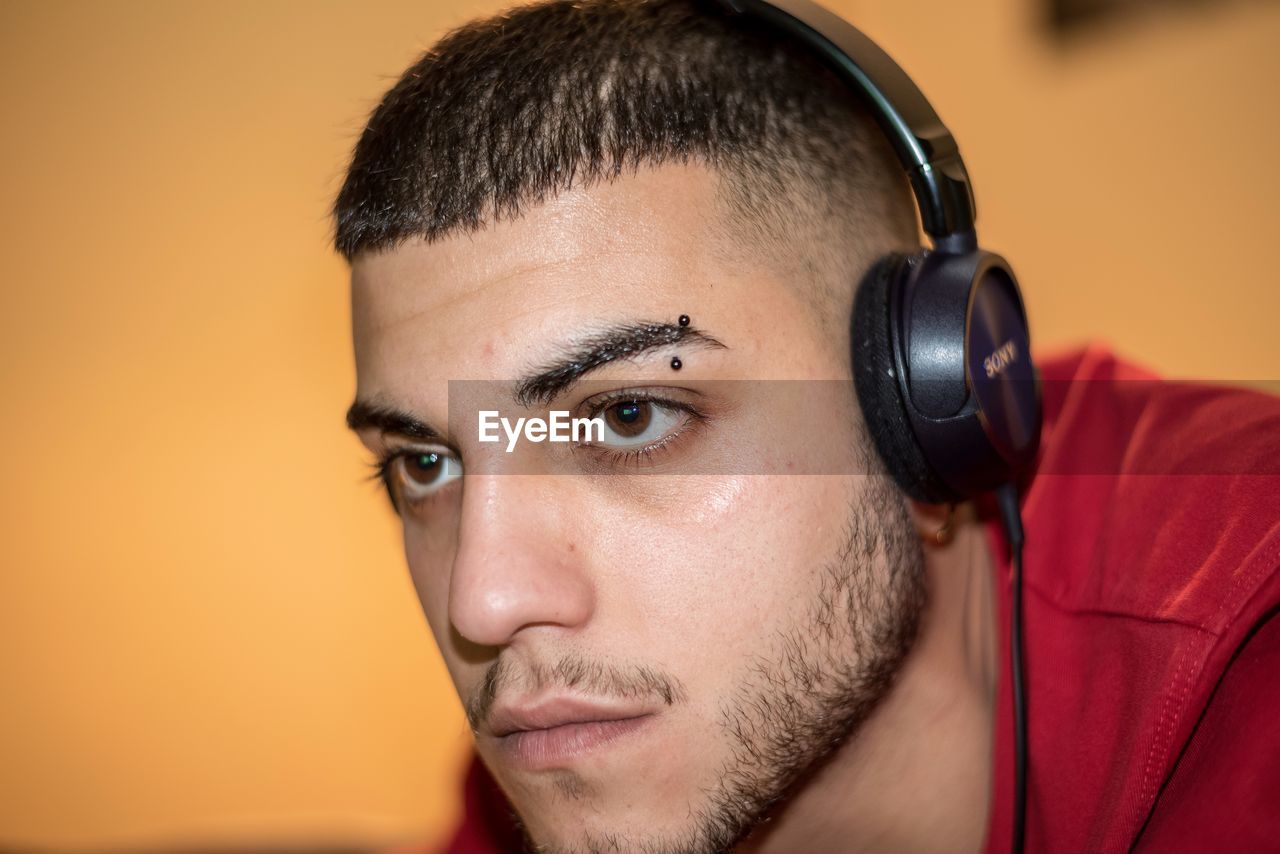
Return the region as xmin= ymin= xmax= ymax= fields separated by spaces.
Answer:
xmin=448 ymin=474 xmax=595 ymax=648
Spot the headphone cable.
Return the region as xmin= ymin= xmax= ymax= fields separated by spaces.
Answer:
xmin=996 ymin=482 xmax=1028 ymax=854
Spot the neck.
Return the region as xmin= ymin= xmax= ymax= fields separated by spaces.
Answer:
xmin=738 ymin=506 xmax=1000 ymax=854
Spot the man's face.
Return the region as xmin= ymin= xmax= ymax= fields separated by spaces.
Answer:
xmin=350 ymin=164 xmax=924 ymax=852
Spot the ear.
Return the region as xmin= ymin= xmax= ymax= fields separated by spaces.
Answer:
xmin=908 ymin=500 xmax=957 ymax=548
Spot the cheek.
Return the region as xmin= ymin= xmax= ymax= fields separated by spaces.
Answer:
xmin=402 ymin=518 xmax=460 ymax=661
xmin=587 ymin=474 xmax=854 ymax=671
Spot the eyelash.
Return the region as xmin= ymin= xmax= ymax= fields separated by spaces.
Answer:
xmin=577 ymin=389 xmax=705 ymax=468
xmin=363 ymin=447 xmax=456 ymax=513
xmin=364 ymin=453 xmax=395 ymax=489
xmin=363 ymin=390 xmax=706 ymax=510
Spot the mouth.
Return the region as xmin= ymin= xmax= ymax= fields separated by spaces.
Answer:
xmin=488 ymin=696 xmax=657 ymax=771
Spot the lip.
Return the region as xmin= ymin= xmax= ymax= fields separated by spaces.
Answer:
xmin=488 ymin=696 xmax=656 ymax=771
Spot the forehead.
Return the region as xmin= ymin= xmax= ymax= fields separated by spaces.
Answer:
xmin=354 ymin=164 xmax=725 ymax=323
xmin=349 ymin=163 xmax=814 ymax=394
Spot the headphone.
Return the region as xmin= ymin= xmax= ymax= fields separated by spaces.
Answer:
xmin=711 ymin=1 xmax=1042 ymax=850
xmin=712 ymin=0 xmax=1041 ymax=503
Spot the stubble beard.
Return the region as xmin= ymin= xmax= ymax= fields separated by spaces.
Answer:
xmin=528 ymin=474 xmax=927 ymax=854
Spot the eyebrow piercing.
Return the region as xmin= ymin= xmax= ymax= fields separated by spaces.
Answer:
xmin=671 ymin=317 xmax=689 ymax=370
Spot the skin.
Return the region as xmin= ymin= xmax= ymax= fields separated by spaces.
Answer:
xmin=349 ymin=162 xmax=1000 ymax=853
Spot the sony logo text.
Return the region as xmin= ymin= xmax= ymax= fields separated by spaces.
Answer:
xmin=983 ymin=340 xmax=1018 ymax=379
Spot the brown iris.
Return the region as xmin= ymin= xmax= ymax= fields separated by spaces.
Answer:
xmin=604 ymin=400 xmax=650 ymax=438
xmin=403 ymin=451 xmax=444 ymax=486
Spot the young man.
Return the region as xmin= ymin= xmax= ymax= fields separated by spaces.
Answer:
xmin=335 ymin=1 xmax=1280 ymax=851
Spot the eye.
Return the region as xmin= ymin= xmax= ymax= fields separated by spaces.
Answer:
xmin=596 ymin=399 xmax=687 ymax=448
xmin=390 ymin=449 xmax=462 ymax=503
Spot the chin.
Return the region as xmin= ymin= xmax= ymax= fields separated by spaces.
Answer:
xmin=514 ymin=785 xmax=704 ymax=853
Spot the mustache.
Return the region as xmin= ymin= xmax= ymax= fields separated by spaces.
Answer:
xmin=465 ymin=653 xmax=689 ymax=732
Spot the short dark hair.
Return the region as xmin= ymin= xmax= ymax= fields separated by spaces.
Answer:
xmin=333 ymin=0 xmax=917 ymax=289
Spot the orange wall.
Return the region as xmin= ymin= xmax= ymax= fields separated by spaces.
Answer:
xmin=1 ymin=0 xmax=1277 ymax=850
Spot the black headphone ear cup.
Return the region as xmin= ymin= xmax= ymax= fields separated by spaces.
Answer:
xmin=851 ymin=253 xmax=954 ymax=504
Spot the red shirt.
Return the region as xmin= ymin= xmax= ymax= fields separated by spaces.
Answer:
xmin=440 ymin=344 xmax=1280 ymax=853
xmin=984 ymin=345 xmax=1280 ymax=851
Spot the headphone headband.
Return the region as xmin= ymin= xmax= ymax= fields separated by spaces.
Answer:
xmin=712 ymin=0 xmax=977 ymax=252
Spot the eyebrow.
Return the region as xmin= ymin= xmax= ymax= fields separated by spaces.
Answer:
xmin=345 ymin=399 xmax=444 ymax=441
xmin=514 ymin=321 xmax=726 ymax=406
xmin=344 ymin=321 xmax=728 ymax=437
